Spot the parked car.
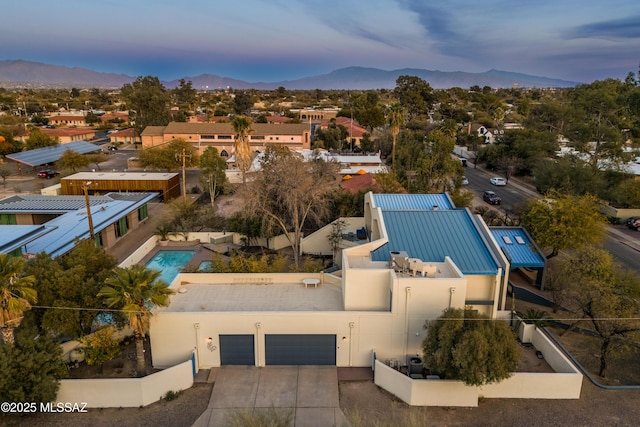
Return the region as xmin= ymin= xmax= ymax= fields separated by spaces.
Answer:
xmin=490 ymin=177 xmax=507 ymax=186
xmin=459 ymin=158 xmax=467 ymax=167
xmin=461 ymin=176 xmax=469 ymax=185
xmin=627 ymin=216 xmax=640 ymax=231
xmin=37 ymin=169 xmax=59 ymax=179
xmin=483 ymin=190 xmax=502 ymax=205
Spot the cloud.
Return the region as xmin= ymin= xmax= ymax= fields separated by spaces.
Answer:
xmin=396 ymin=1 xmax=474 ymax=58
xmin=568 ymin=15 xmax=640 ymax=39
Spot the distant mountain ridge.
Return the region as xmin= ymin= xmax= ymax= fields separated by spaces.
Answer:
xmin=0 ymin=60 xmax=581 ymax=90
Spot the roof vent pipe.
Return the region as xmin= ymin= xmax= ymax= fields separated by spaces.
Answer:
xmin=433 ymin=205 xmax=438 ymax=210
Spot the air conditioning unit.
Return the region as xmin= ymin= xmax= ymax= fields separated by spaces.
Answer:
xmin=389 ymin=251 xmax=409 ymax=271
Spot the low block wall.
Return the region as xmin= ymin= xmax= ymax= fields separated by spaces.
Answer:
xmin=374 ymin=362 xmax=478 ymax=407
xmin=119 ymin=236 xmax=158 ymax=268
xmin=374 ymin=328 xmax=582 ymax=407
xmin=600 ymin=205 xmax=640 ymax=222
xmin=56 ymin=357 xmax=194 ymax=408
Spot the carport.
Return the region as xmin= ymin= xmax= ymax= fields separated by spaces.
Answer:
xmin=490 ymin=227 xmax=547 ymax=289
xmin=6 ymin=140 xmax=101 ymax=175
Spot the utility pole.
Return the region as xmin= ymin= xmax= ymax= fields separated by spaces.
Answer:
xmin=176 ymin=148 xmax=192 ymax=202
xmin=82 ymin=181 xmax=95 ymax=240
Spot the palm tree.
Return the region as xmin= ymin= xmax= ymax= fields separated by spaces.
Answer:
xmin=0 ymin=254 xmax=37 ymax=345
xmin=98 ymin=265 xmax=173 ymax=376
xmin=232 ymin=115 xmax=253 ymax=184
xmin=388 ymin=104 xmax=405 ymax=170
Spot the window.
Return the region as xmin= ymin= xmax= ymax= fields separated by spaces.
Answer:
xmin=201 ymin=135 xmax=215 ymax=139
xmin=218 ymin=135 xmax=232 ymax=140
xmin=220 ymin=150 xmax=229 ymax=157
xmin=138 ymin=204 xmax=148 ymax=221
xmin=0 ymin=214 xmax=16 ymax=225
xmin=115 ymin=216 xmax=129 ymax=238
xmin=250 ymin=135 xmax=265 ymax=140
xmin=95 ymin=232 xmax=103 ymax=247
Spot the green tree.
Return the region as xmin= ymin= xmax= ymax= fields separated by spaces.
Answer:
xmin=533 ymin=156 xmax=606 ymax=196
xmin=567 ymin=79 xmax=633 ymax=171
xmin=85 ymin=111 xmax=100 ymax=125
xmin=314 ymin=120 xmax=348 ymax=150
xmin=554 ymin=248 xmax=640 ymax=377
xmin=26 ymin=239 xmax=119 ymax=339
xmin=413 ymin=130 xmax=461 ymax=193
xmin=0 ymin=166 xmax=11 ymax=186
xmin=98 ymin=265 xmax=173 ymax=376
xmin=0 ymin=254 xmax=37 ymax=345
xmin=233 ymin=91 xmax=253 ymax=115
xmin=243 ymin=145 xmax=340 ymax=267
xmin=521 ymin=193 xmax=607 ymax=258
xmin=422 ymin=308 xmax=519 ymax=386
xmin=387 ymin=103 xmax=405 ymax=170
xmin=199 ymin=146 xmax=227 ymax=209
xmin=172 ymin=79 xmax=197 ymax=112
xmin=121 ymin=76 xmax=172 ymax=136
xmin=0 ymin=316 xmax=67 ymax=403
xmin=231 ymin=115 xmax=253 ymax=184
xmin=57 ymin=149 xmax=90 ymax=173
xmin=608 ymin=178 xmax=640 ymax=208
xmin=25 ymin=127 xmax=58 ymax=150
xmin=79 ymin=326 xmax=121 ymax=372
xmin=86 ymin=152 xmax=109 ymax=171
xmin=138 ymin=138 xmax=198 ymax=172
xmin=352 ymin=92 xmax=385 ymax=131
xmin=394 ymin=75 xmax=435 ymax=121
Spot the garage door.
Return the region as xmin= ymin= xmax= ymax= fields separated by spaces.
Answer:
xmin=265 ymin=334 xmax=336 ymax=365
xmin=219 ymin=334 xmax=255 ymax=365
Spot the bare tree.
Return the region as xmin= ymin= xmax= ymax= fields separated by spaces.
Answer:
xmin=242 ymin=146 xmax=340 ymax=267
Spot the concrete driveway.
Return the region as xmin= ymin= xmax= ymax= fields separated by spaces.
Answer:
xmin=193 ymin=366 xmax=349 ymax=427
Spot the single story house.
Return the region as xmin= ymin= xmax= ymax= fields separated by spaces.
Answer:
xmin=0 ymin=192 xmax=156 ymax=257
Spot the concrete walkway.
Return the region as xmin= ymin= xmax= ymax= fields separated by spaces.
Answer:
xmin=193 ymin=366 xmax=350 ymax=427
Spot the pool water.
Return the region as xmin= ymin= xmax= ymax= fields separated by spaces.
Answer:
xmin=145 ymin=250 xmax=195 ymax=285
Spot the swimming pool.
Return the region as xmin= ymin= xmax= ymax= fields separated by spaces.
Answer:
xmin=145 ymin=250 xmax=195 ymax=285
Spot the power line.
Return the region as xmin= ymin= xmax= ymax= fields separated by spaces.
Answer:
xmin=31 ymin=305 xmax=146 ymax=314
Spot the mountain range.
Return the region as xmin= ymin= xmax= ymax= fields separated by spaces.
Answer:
xmin=0 ymin=60 xmax=581 ymax=90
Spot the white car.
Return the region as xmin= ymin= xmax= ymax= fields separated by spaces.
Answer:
xmin=490 ymin=177 xmax=507 ymax=186
xmin=461 ymin=176 xmax=469 ymax=185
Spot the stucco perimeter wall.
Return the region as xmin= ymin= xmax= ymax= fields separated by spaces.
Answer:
xmin=374 ymin=361 xmax=478 ymax=407
xmin=375 ymin=328 xmax=583 ymax=407
xmin=300 ymin=217 xmax=366 ymax=256
xmin=119 ymin=236 xmax=158 ymax=267
xmin=56 ymin=358 xmax=193 ymax=408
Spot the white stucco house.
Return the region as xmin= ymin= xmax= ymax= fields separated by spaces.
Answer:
xmin=149 ymin=192 xmax=532 ymax=371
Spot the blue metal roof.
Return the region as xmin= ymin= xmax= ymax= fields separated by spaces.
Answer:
xmin=371 ymin=209 xmax=499 ymax=275
xmin=371 ymin=193 xmax=453 ymax=211
xmin=0 ymin=195 xmax=113 ymax=213
xmin=0 ymin=225 xmax=50 ymax=254
xmin=6 ymin=193 xmax=157 ymax=258
xmin=6 ymin=141 xmax=101 ymax=167
xmin=490 ymin=227 xmax=546 ymax=268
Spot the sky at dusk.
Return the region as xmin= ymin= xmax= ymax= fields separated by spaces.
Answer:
xmin=3 ymin=0 xmax=640 ymax=84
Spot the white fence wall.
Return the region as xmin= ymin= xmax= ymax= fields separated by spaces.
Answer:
xmin=374 ymin=328 xmax=582 ymax=407
xmin=119 ymin=236 xmax=158 ymax=267
xmin=56 ymin=357 xmax=193 ymax=408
